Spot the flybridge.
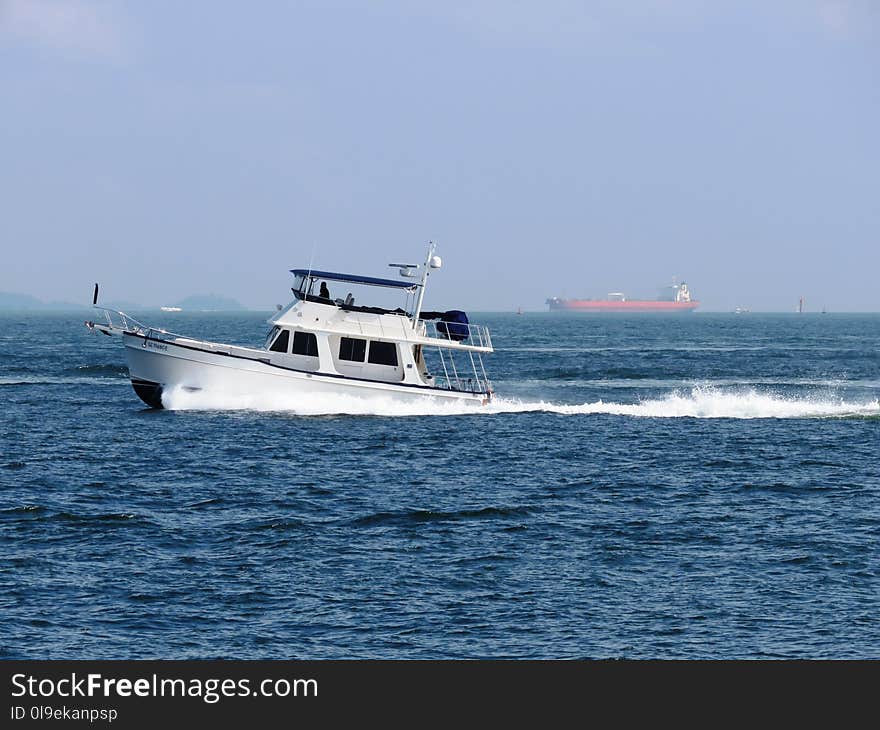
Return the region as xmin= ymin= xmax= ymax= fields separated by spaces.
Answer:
xmin=289 ymin=269 xmax=418 ymax=290
xmin=292 ymin=242 xmax=445 ymax=326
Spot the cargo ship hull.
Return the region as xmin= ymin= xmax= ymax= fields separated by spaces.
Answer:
xmin=547 ymin=299 xmax=699 ymax=312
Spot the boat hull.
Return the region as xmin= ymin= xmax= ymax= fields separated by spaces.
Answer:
xmin=122 ymin=333 xmax=488 ymax=409
xmin=130 ymin=377 xmax=164 ymax=408
xmin=548 ymin=300 xmax=699 ymax=312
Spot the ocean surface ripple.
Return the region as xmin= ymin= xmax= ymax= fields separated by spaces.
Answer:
xmin=1 ymin=311 xmax=878 ymax=658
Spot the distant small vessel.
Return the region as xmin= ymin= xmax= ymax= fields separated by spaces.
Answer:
xmin=160 ymin=306 xmax=182 ymax=312
xmin=547 ymin=280 xmax=698 ymax=312
xmin=516 ymin=306 xmax=523 ymax=315
xmin=798 ymin=297 xmax=805 ymax=313
xmin=734 ymin=307 xmax=750 ymax=314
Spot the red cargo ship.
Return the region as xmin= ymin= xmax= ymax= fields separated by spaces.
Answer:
xmin=547 ymin=282 xmax=699 ymax=312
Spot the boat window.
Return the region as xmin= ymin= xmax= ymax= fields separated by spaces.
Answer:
xmin=269 ymin=329 xmax=290 ymax=353
xmin=292 ymin=275 xmax=306 ymax=298
xmin=339 ymin=337 xmax=366 ymax=362
xmin=292 ymin=331 xmax=319 ymax=357
xmin=265 ymin=325 xmax=280 ymax=348
xmin=368 ymin=340 xmax=398 ymax=366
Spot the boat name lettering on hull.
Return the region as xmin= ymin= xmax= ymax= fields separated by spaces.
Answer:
xmin=146 ymin=340 xmax=169 ymax=352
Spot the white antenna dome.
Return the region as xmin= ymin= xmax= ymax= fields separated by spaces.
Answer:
xmin=429 ymin=255 xmax=442 ymax=269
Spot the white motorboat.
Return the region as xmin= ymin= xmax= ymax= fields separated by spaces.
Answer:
xmin=85 ymin=244 xmax=494 ymax=409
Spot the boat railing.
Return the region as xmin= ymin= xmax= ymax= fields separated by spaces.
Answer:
xmin=93 ymin=306 xmax=191 ymax=342
xmin=93 ymin=306 xmax=149 ymax=334
xmin=422 ymin=336 xmax=493 ymax=396
xmin=419 ymin=319 xmax=493 ymax=350
xmin=428 ymin=371 xmax=492 ymax=395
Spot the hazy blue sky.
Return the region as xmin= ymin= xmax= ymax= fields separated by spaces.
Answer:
xmin=2 ymin=1 xmax=878 ymax=311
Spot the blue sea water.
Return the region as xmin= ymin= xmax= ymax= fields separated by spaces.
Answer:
xmin=1 ymin=311 xmax=878 ymax=658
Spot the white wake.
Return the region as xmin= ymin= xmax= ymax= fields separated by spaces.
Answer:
xmin=161 ymin=384 xmax=880 ymax=419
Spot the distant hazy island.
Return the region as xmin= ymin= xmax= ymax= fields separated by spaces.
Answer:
xmin=173 ymin=294 xmax=245 ymax=311
xmin=0 ymin=291 xmax=246 ymax=311
xmin=0 ymin=292 xmax=86 ymax=310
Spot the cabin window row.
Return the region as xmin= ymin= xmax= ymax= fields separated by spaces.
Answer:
xmin=269 ymin=330 xmax=398 ymax=367
xmin=339 ymin=337 xmax=398 ymax=367
xmin=269 ymin=329 xmax=319 ymax=357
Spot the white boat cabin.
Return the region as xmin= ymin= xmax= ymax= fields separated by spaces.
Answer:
xmin=262 ymin=264 xmax=492 ymax=395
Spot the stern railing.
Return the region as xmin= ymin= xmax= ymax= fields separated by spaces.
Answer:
xmin=419 ymin=320 xmax=493 ymax=350
xmin=425 ymin=344 xmax=492 ymax=396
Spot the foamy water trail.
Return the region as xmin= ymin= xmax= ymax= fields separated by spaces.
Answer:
xmin=532 ymin=387 xmax=880 ymax=419
xmin=162 ymin=384 xmax=880 ymax=419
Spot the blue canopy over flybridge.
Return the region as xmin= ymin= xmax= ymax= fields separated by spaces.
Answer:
xmin=290 ymin=269 xmax=418 ymax=290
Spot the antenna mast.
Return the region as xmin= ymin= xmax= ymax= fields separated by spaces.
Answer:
xmin=411 ymin=241 xmax=437 ymax=327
